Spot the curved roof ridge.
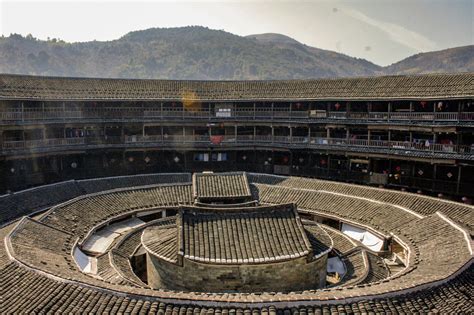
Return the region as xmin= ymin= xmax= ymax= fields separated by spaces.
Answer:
xmin=1 ymin=72 xmax=472 ymax=100
xmin=0 ymin=71 xmax=473 ymax=83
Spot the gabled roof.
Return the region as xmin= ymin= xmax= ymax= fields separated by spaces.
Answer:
xmin=193 ymin=172 xmax=252 ymax=202
xmin=178 ymin=203 xmax=312 ymax=263
xmin=0 ymin=72 xmax=473 ymax=101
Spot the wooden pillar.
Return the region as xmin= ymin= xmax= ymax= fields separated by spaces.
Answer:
xmin=183 ymin=150 xmax=187 ymax=171
xmin=457 ymin=165 xmax=462 ymax=195
xmin=326 ymin=127 xmax=330 ymax=139
xmin=289 ymin=150 xmax=293 ymax=175
xmin=457 ymin=101 xmax=462 ymax=121
xmin=387 ymin=102 xmax=391 ymax=121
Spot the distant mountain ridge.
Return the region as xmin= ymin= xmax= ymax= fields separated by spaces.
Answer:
xmin=0 ymin=26 xmax=472 ymax=80
xmin=385 ymin=45 xmax=474 ymax=75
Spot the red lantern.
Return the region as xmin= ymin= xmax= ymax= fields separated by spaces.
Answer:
xmin=420 ymin=101 xmax=427 ymax=108
xmin=395 ymin=166 xmax=401 ymax=172
xmin=334 ymin=103 xmax=341 ymax=110
xmin=210 ymin=135 xmax=224 ymax=145
xmin=282 ymin=156 xmax=289 ymax=164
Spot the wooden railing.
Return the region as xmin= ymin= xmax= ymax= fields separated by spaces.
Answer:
xmin=2 ymin=138 xmax=85 ymax=149
xmin=1 ymin=108 xmax=473 ymax=122
xmin=2 ymin=135 xmax=472 ymax=156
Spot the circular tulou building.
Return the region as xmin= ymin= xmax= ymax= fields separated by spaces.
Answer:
xmin=0 ymin=73 xmax=473 ymax=313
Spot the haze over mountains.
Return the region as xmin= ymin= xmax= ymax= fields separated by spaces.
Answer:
xmin=0 ymin=26 xmax=472 ymax=80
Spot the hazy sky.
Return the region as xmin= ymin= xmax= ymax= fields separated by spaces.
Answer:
xmin=0 ymin=0 xmax=472 ymax=66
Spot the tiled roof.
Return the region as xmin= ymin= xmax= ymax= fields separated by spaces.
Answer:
xmin=1 ymin=262 xmax=473 ymax=313
xmin=302 ymin=221 xmax=333 ymax=256
xmin=193 ymin=172 xmax=252 ymax=201
xmin=0 ymin=73 xmax=472 ymax=101
xmin=180 ymin=204 xmax=312 ymax=263
xmin=249 ymin=173 xmax=474 ymax=235
xmin=340 ymin=249 xmax=368 ymax=287
xmin=41 ymin=183 xmax=193 ymax=240
xmin=1 ymin=173 xmax=473 ymax=312
xmin=142 ymin=224 xmax=178 ymax=264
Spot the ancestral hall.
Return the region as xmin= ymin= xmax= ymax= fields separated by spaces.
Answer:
xmin=142 ymin=172 xmax=330 ymax=292
xmin=143 ymin=204 xmax=330 ymax=292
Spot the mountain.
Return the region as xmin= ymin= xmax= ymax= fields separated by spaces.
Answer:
xmin=0 ymin=26 xmax=471 ymax=80
xmin=385 ymin=45 xmax=474 ymax=75
xmin=245 ymin=33 xmax=302 ymax=45
xmin=0 ymin=27 xmax=382 ymax=79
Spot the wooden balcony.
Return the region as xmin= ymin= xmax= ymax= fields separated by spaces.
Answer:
xmin=2 ymin=138 xmax=85 ymax=149
xmin=1 ymin=135 xmax=472 ymax=160
xmin=1 ymin=107 xmax=473 ymax=123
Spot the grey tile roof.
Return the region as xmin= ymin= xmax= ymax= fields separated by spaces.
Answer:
xmin=339 ymin=249 xmax=368 ymax=287
xmin=41 ymin=183 xmax=193 ymax=240
xmin=359 ymin=252 xmax=390 ymax=285
xmin=320 ymin=225 xmax=359 ymax=255
xmin=78 ymin=173 xmax=191 ymax=194
xmin=1 ymin=174 xmax=473 ymax=312
xmin=142 ymin=224 xmax=178 ymax=263
xmin=193 ymin=172 xmax=252 ymax=201
xmin=1 ymin=261 xmax=472 ymax=313
xmin=0 ymin=173 xmax=192 ymax=227
xmin=302 ymin=220 xmax=333 ymax=256
xmin=180 ymin=204 xmax=312 ymax=263
xmin=248 ymin=173 xmax=474 ymax=235
xmin=0 ymin=73 xmax=472 ymax=101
